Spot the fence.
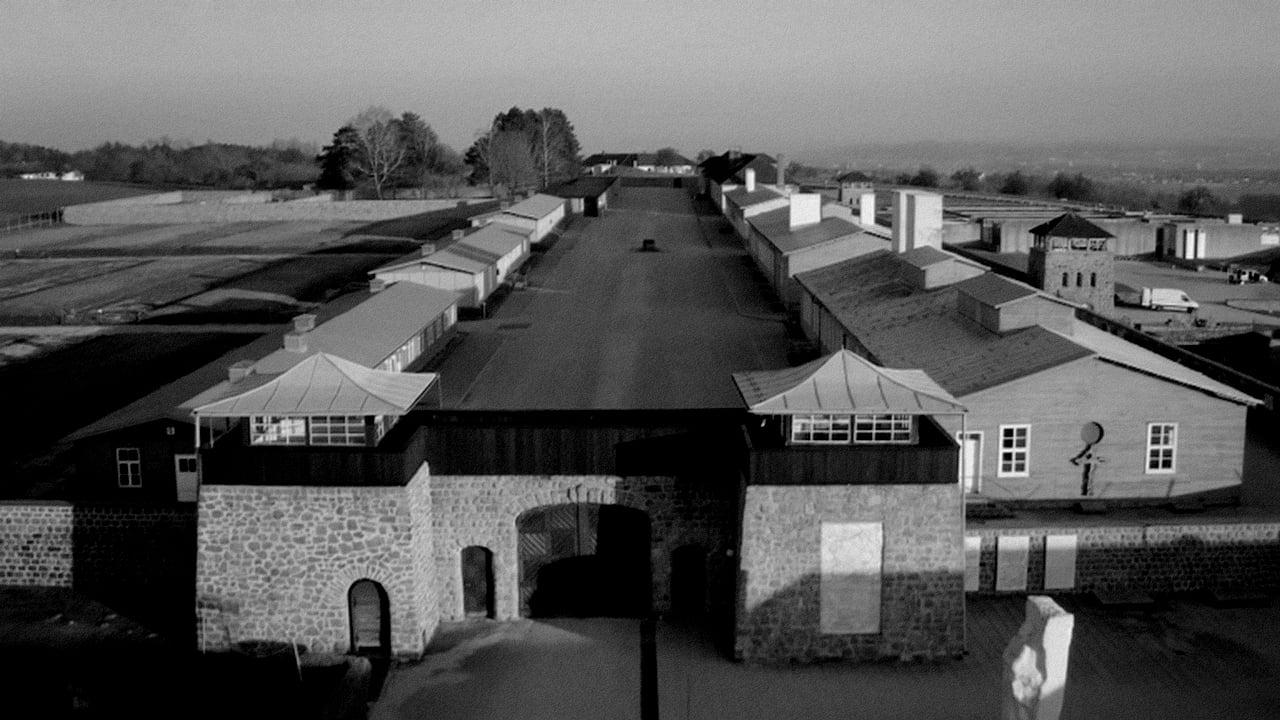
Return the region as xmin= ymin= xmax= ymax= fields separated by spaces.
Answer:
xmin=0 ymin=209 xmax=63 ymax=235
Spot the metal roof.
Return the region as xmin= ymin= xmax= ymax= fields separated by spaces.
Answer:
xmin=455 ymin=224 xmax=528 ymax=260
xmin=748 ymin=208 xmax=876 ymax=254
xmin=501 ymin=194 xmax=566 ymax=220
xmin=191 ymin=352 xmax=437 ymax=417
xmin=733 ymin=350 xmax=965 ymax=415
xmin=898 ymin=246 xmax=956 ymax=269
xmin=546 ymin=176 xmax=617 ymax=198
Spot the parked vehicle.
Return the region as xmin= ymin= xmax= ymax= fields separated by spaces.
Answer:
xmin=1140 ymin=287 xmax=1199 ymax=312
xmin=1227 ymin=265 xmax=1269 ymax=284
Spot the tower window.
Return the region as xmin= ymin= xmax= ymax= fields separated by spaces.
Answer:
xmin=1062 ymin=272 xmax=1069 ymax=287
xmin=1090 ymin=272 xmax=1097 ymax=287
xmin=1076 ymin=272 xmax=1083 ymax=287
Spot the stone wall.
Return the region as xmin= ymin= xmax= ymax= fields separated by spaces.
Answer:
xmin=967 ymin=520 xmax=1280 ymax=594
xmin=64 ymin=193 xmax=491 ymax=225
xmin=0 ymin=501 xmax=73 ymax=587
xmin=736 ymin=484 xmax=965 ymax=663
xmin=430 ymin=474 xmax=736 ymax=621
xmin=196 ymin=465 xmax=435 ymax=656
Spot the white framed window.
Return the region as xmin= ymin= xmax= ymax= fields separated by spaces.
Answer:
xmin=251 ymin=415 xmax=307 ymax=445
xmin=116 ymin=448 xmax=142 ymax=488
xmin=1146 ymin=423 xmax=1177 ymax=473
xmin=174 ymin=455 xmax=198 ymax=474
xmin=853 ymin=414 xmax=914 ymax=444
xmin=790 ymin=414 xmax=852 ymax=444
xmin=309 ymin=415 xmax=367 ymax=446
xmin=998 ymin=425 xmax=1030 ymax=477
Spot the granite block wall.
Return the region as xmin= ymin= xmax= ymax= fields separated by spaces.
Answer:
xmin=736 ymin=484 xmax=966 ymax=663
xmin=196 ymin=465 xmax=434 ymax=656
xmin=0 ymin=501 xmax=73 ymax=587
xmin=967 ymin=521 xmax=1280 ymax=594
xmin=430 ymin=475 xmax=736 ymax=621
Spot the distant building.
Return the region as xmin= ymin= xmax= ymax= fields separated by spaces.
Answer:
xmin=582 ymin=152 xmax=695 ymax=175
xmin=494 ymin=193 xmax=566 ymax=244
xmin=546 ymin=176 xmax=618 ymax=216
xmin=698 ymin=150 xmax=780 ymax=210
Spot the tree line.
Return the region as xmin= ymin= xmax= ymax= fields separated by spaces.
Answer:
xmin=0 ymin=138 xmax=319 ymax=189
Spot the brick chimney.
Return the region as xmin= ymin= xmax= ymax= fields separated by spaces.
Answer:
xmin=283 ymin=332 xmax=308 ymax=353
xmin=369 ymin=277 xmax=388 ymax=293
xmin=745 ymin=168 xmax=756 ymax=193
xmin=776 ymin=154 xmax=785 ymax=188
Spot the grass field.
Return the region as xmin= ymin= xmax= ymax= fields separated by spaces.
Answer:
xmin=0 ymin=179 xmax=158 ymax=221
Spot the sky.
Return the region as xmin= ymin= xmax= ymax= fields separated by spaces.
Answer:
xmin=5 ymin=1 xmax=1280 ymax=159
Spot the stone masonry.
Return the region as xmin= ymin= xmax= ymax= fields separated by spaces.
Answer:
xmin=0 ymin=501 xmax=73 ymax=587
xmin=196 ymin=465 xmax=435 ymax=656
xmin=431 ymin=474 xmax=736 ymax=621
xmin=968 ymin=521 xmax=1280 ymax=595
xmin=736 ymin=484 xmax=966 ymax=663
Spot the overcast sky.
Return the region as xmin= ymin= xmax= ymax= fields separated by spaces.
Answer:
xmin=5 ymin=1 xmax=1280 ymax=158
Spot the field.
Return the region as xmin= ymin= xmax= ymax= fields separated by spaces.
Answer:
xmin=0 ymin=179 xmax=158 ymax=221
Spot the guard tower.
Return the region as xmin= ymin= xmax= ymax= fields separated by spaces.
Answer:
xmin=1027 ymin=213 xmax=1115 ymax=313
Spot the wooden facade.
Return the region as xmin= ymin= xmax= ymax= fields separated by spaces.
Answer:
xmin=745 ymin=416 xmax=958 ymax=486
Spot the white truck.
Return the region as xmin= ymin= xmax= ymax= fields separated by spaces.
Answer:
xmin=1140 ymin=287 xmax=1199 ymax=313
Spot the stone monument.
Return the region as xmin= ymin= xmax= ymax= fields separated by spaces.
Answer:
xmin=1002 ymin=595 xmax=1074 ymax=720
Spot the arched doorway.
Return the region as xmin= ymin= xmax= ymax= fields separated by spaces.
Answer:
xmin=671 ymin=544 xmax=707 ymax=616
xmin=517 ymin=503 xmax=650 ymax=618
xmin=461 ymin=546 xmax=495 ymax=619
xmin=348 ymin=579 xmax=390 ymax=655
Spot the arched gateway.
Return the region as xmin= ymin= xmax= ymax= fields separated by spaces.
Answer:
xmin=516 ymin=503 xmax=651 ymax=617
xmin=348 ymin=579 xmax=390 ymax=654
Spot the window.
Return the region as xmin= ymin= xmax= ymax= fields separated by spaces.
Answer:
xmin=790 ymin=414 xmax=852 ymax=444
xmin=998 ymin=425 xmax=1030 ymax=477
xmin=1061 ymin=272 xmax=1069 ymax=287
xmin=251 ymin=416 xmax=307 ymax=445
xmin=1090 ymin=272 xmax=1097 ymax=287
xmin=371 ymin=415 xmax=395 ymax=445
xmin=116 ymin=448 xmax=141 ymax=488
xmin=309 ymin=415 xmax=367 ymax=446
xmin=852 ymin=414 xmax=914 ymax=443
xmin=175 ymin=455 xmax=198 ymax=474
xmin=1146 ymin=423 xmax=1177 ymax=473
xmin=1076 ymin=272 xmax=1083 ymax=287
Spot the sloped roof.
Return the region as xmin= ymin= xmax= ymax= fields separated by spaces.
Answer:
xmin=1058 ymin=323 xmax=1259 ymax=405
xmin=749 ymin=207 xmax=873 ymax=254
xmin=547 ymin=176 xmax=617 ymax=198
xmin=724 ymin=186 xmax=786 ymax=209
xmin=455 ymin=224 xmax=528 ymax=260
xmin=795 ymin=250 xmax=1259 ymax=403
xmin=376 ymin=246 xmax=490 ymax=275
xmin=251 ymin=282 xmax=458 ymax=374
xmin=583 ymin=153 xmax=635 ymax=165
xmin=190 ymin=353 xmax=436 ymax=417
xmin=1028 ymin=213 xmax=1115 ymax=239
xmin=502 ymin=194 xmax=566 ymax=220
xmin=700 ymin=152 xmax=777 ymax=184
xmin=953 ymin=272 xmax=1039 ymax=306
xmin=899 ymin=246 xmax=955 ymax=269
xmin=733 ymin=350 xmax=964 ymax=415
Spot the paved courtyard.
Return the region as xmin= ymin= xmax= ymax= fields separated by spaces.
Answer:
xmin=372 ymin=596 xmax=1280 ymax=720
xmin=434 ymin=187 xmax=791 ymax=409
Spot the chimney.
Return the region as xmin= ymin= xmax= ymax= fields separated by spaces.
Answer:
xmin=727 ymin=147 xmax=741 ymax=160
xmin=420 ymin=242 xmax=436 ymax=257
xmin=892 ymin=190 xmax=911 ymax=253
xmin=788 ymin=193 xmax=822 ymax=229
xmin=283 ymin=332 xmax=308 ymax=353
xmin=776 ymin=154 xmax=785 ymax=188
xmin=859 ymin=191 xmax=876 ymax=226
xmin=227 ymin=360 xmax=255 ymax=384
xmin=910 ymin=191 xmax=943 ymax=250
xmin=291 ymin=314 xmax=316 ymax=333
xmin=1228 ymin=213 xmax=1243 ymax=225
xmin=369 ymin=277 xmax=388 ymax=293
xmin=745 ymin=168 xmax=756 ymax=193
xmin=452 ymin=228 xmax=466 ymax=240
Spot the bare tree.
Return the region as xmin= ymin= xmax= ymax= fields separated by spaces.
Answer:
xmin=348 ymin=106 xmax=406 ymax=199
